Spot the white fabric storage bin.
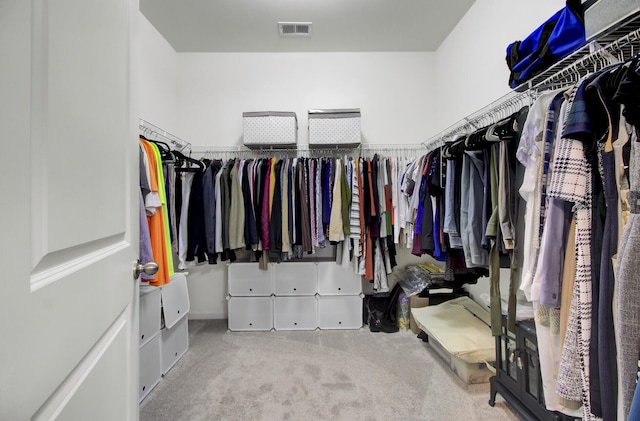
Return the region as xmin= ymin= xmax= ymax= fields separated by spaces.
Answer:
xmin=318 ymin=295 xmax=363 ymax=330
xmin=160 ymin=314 xmax=189 ymax=375
xmin=583 ymin=0 xmax=640 ymax=41
xmin=273 ymin=262 xmax=317 ymax=296
xmin=317 ymin=263 xmax=362 ymax=295
xmin=161 ymin=273 xmax=190 ymax=329
xmin=273 ymin=296 xmax=318 ymax=330
xmin=228 ymin=296 xmax=274 ymax=331
xmin=243 ymin=111 xmax=298 ymax=148
xmin=228 ymin=263 xmax=273 ymax=297
xmin=308 ymin=109 xmax=361 ymax=147
xmin=411 ymin=297 xmax=495 ymax=384
xmin=139 ymin=333 xmax=161 ymax=403
xmin=139 ymin=286 xmax=161 ymax=347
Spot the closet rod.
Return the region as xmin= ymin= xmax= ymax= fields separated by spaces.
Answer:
xmin=191 ymin=143 xmax=425 ymax=158
xmin=139 ymin=119 xmax=191 ymax=152
xmin=421 ymin=26 xmax=640 ymax=152
xmin=421 ymin=90 xmax=530 ymax=151
xmin=534 ymin=27 xmax=640 ymax=89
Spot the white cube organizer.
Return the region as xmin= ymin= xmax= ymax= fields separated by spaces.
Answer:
xmin=139 ymin=333 xmax=161 ymax=403
xmin=139 ymin=272 xmax=191 ymax=404
xmin=228 ymin=296 xmax=274 ymax=331
xmin=318 ymin=295 xmax=363 ymax=330
xmin=243 ymin=111 xmax=298 ymax=148
xmin=274 ymin=296 xmax=318 ymax=330
xmin=227 ymin=262 xmax=364 ymax=331
xmin=160 ymin=315 xmax=189 ymax=375
xmin=308 ymin=109 xmax=361 ymax=147
xmin=140 ymin=286 xmax=161 ymax=346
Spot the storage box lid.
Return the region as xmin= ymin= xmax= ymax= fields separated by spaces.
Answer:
xmin=308 ymin=108 xmax=361 ymax=119
xmin=411 ymin=297 xmax=494 ymax=363
xmin=242 ymin=111 xmax=297 ymax=119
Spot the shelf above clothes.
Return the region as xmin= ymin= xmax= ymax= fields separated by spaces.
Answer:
xmin=422 ymin=23 xmax=640 ymax=152
xmin=191 ymin=143 xmax=426 ymax=159
xmin=139 ymin=119 xmax=191 ymax=152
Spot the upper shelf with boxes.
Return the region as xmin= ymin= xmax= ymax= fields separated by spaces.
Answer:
xmin=242 ymin=109 xmax=362 ymax=149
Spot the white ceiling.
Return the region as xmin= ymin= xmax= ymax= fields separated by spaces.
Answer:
xmin=140 ymin=0 xmax=476 ymax=53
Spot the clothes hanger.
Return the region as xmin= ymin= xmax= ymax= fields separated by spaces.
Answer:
xmin=173 ymin=150 xmax=205 ymax=172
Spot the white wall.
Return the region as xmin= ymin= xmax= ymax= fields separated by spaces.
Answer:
xmin=139 ymin=13 xmax=178 ymax=133
xmin=434 ymin=0 xmax=565 ymax=130
xmin=139 ymin=1 xmax=571 ymax=319
xmin=176 ymin=51 xmax=438 ymax=318
xmin=433 ymin=0 xmax=565 ymax=309
xmin=176 ymin=52 xmax=437 ymax=147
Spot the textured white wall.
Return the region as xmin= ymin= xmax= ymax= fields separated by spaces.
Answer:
xmin=433 ymin=0 xmax=565 ymax=308
xmin=175 ymin=52 xmax=438 ymax=318
xmin=139 ymin=1 xmax=570 ymax=318
xmin=434 ymin=0 xmax=566 ymax=131
xmin=176 ymin=52 xmax=437 ymax=147
xmin=139 ymin=13 xmax=178 ymax=133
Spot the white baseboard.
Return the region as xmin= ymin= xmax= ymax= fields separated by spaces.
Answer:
xmin=188 ymin=312 xmax=227 ymax=320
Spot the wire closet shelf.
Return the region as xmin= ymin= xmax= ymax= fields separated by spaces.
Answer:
xmin=421 ymin=22 xmax=640 ymax=152
xmin=139 ymin=118 xmax=192 ymax=152
xmin=191 ymin=144 xmax=427 ymax=159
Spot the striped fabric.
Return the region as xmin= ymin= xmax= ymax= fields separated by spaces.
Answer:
xmin=349 ymin=159 xmax=361 ymax=240
xmin=550 ymin=81 xmax=597 ymax=420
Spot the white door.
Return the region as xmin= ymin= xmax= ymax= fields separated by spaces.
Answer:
xmin=0 ymin=0 xmax=139 ymax=420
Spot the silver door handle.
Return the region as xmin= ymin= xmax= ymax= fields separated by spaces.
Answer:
xmin=134 ymin=260 xmax=159 ymax=279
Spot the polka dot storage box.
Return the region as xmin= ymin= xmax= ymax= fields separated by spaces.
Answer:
xmin=242 ymin=111 xmax=298 ymax=149
xmin=308 ymin=108 xmax=361 ymax=148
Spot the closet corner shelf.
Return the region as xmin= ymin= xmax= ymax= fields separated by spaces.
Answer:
xmin=139 ymin=118 xmax=191 ymax=152
xmin=422 ymin=14 xmax=640 ymax=152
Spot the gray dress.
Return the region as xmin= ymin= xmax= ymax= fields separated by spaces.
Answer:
xmin=616 ymin=138 xmax=640 ymax=419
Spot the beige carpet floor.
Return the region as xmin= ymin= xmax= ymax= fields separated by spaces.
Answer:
xmin=140 ymin=320 xmax=518 ymax=421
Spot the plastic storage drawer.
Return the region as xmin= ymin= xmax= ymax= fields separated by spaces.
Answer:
xmin=228 ymin=263 xmax=273 ymax=297
xmin=274 ymin=296 xmax=318 ymax=330
xmin=273 ymin=263 xmax=317 ymax=296
xmin=139 ymin=333 xmax=161 ymax=402
xmin=317 ymin=263 xmax=362 ymax=295
xmin=139 ymin=286 xmax=161 ymax=346
xmin=317 ymin=295 xmax=363 ymax=330
xmin=228 ymin=296 xmax=274 ymax=331
xmin=160 ymin=314 xmax=189 ymax=375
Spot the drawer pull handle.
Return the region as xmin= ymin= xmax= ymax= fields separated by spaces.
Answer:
xmin=249 ymin=288 xmax=253 ymax=291
xmin=249 ymin=323 xmax=253 ymax=326
xmin=141 ymin=334 xmax=145 ymax=340
xmin=175 ymin=352 xmax=178 ymax=357
xmin=294 ymin=322 xmax=298 ymax=326
xmin=338 ymin=288 xmax=341 ymax=291
xmin=339 ymin=321 xmax=342 ymax=325
xmin=177 ymin=310 xmax=180 ymax=314
xmin=142 ymin=386 xmax=146 ymax=391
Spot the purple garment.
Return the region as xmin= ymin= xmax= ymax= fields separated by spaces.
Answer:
xmin=139 ymin=190 xmax=154 ymax=281
xmin=261 ymin=162 xmax=271 ymax=250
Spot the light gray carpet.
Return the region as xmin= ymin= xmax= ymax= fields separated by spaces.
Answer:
xmin=140 ymin=320 xmax=518 ymax=421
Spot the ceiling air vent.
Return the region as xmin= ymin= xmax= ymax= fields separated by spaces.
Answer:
xmin=278 ymin=22 xmax=312 ymax=37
